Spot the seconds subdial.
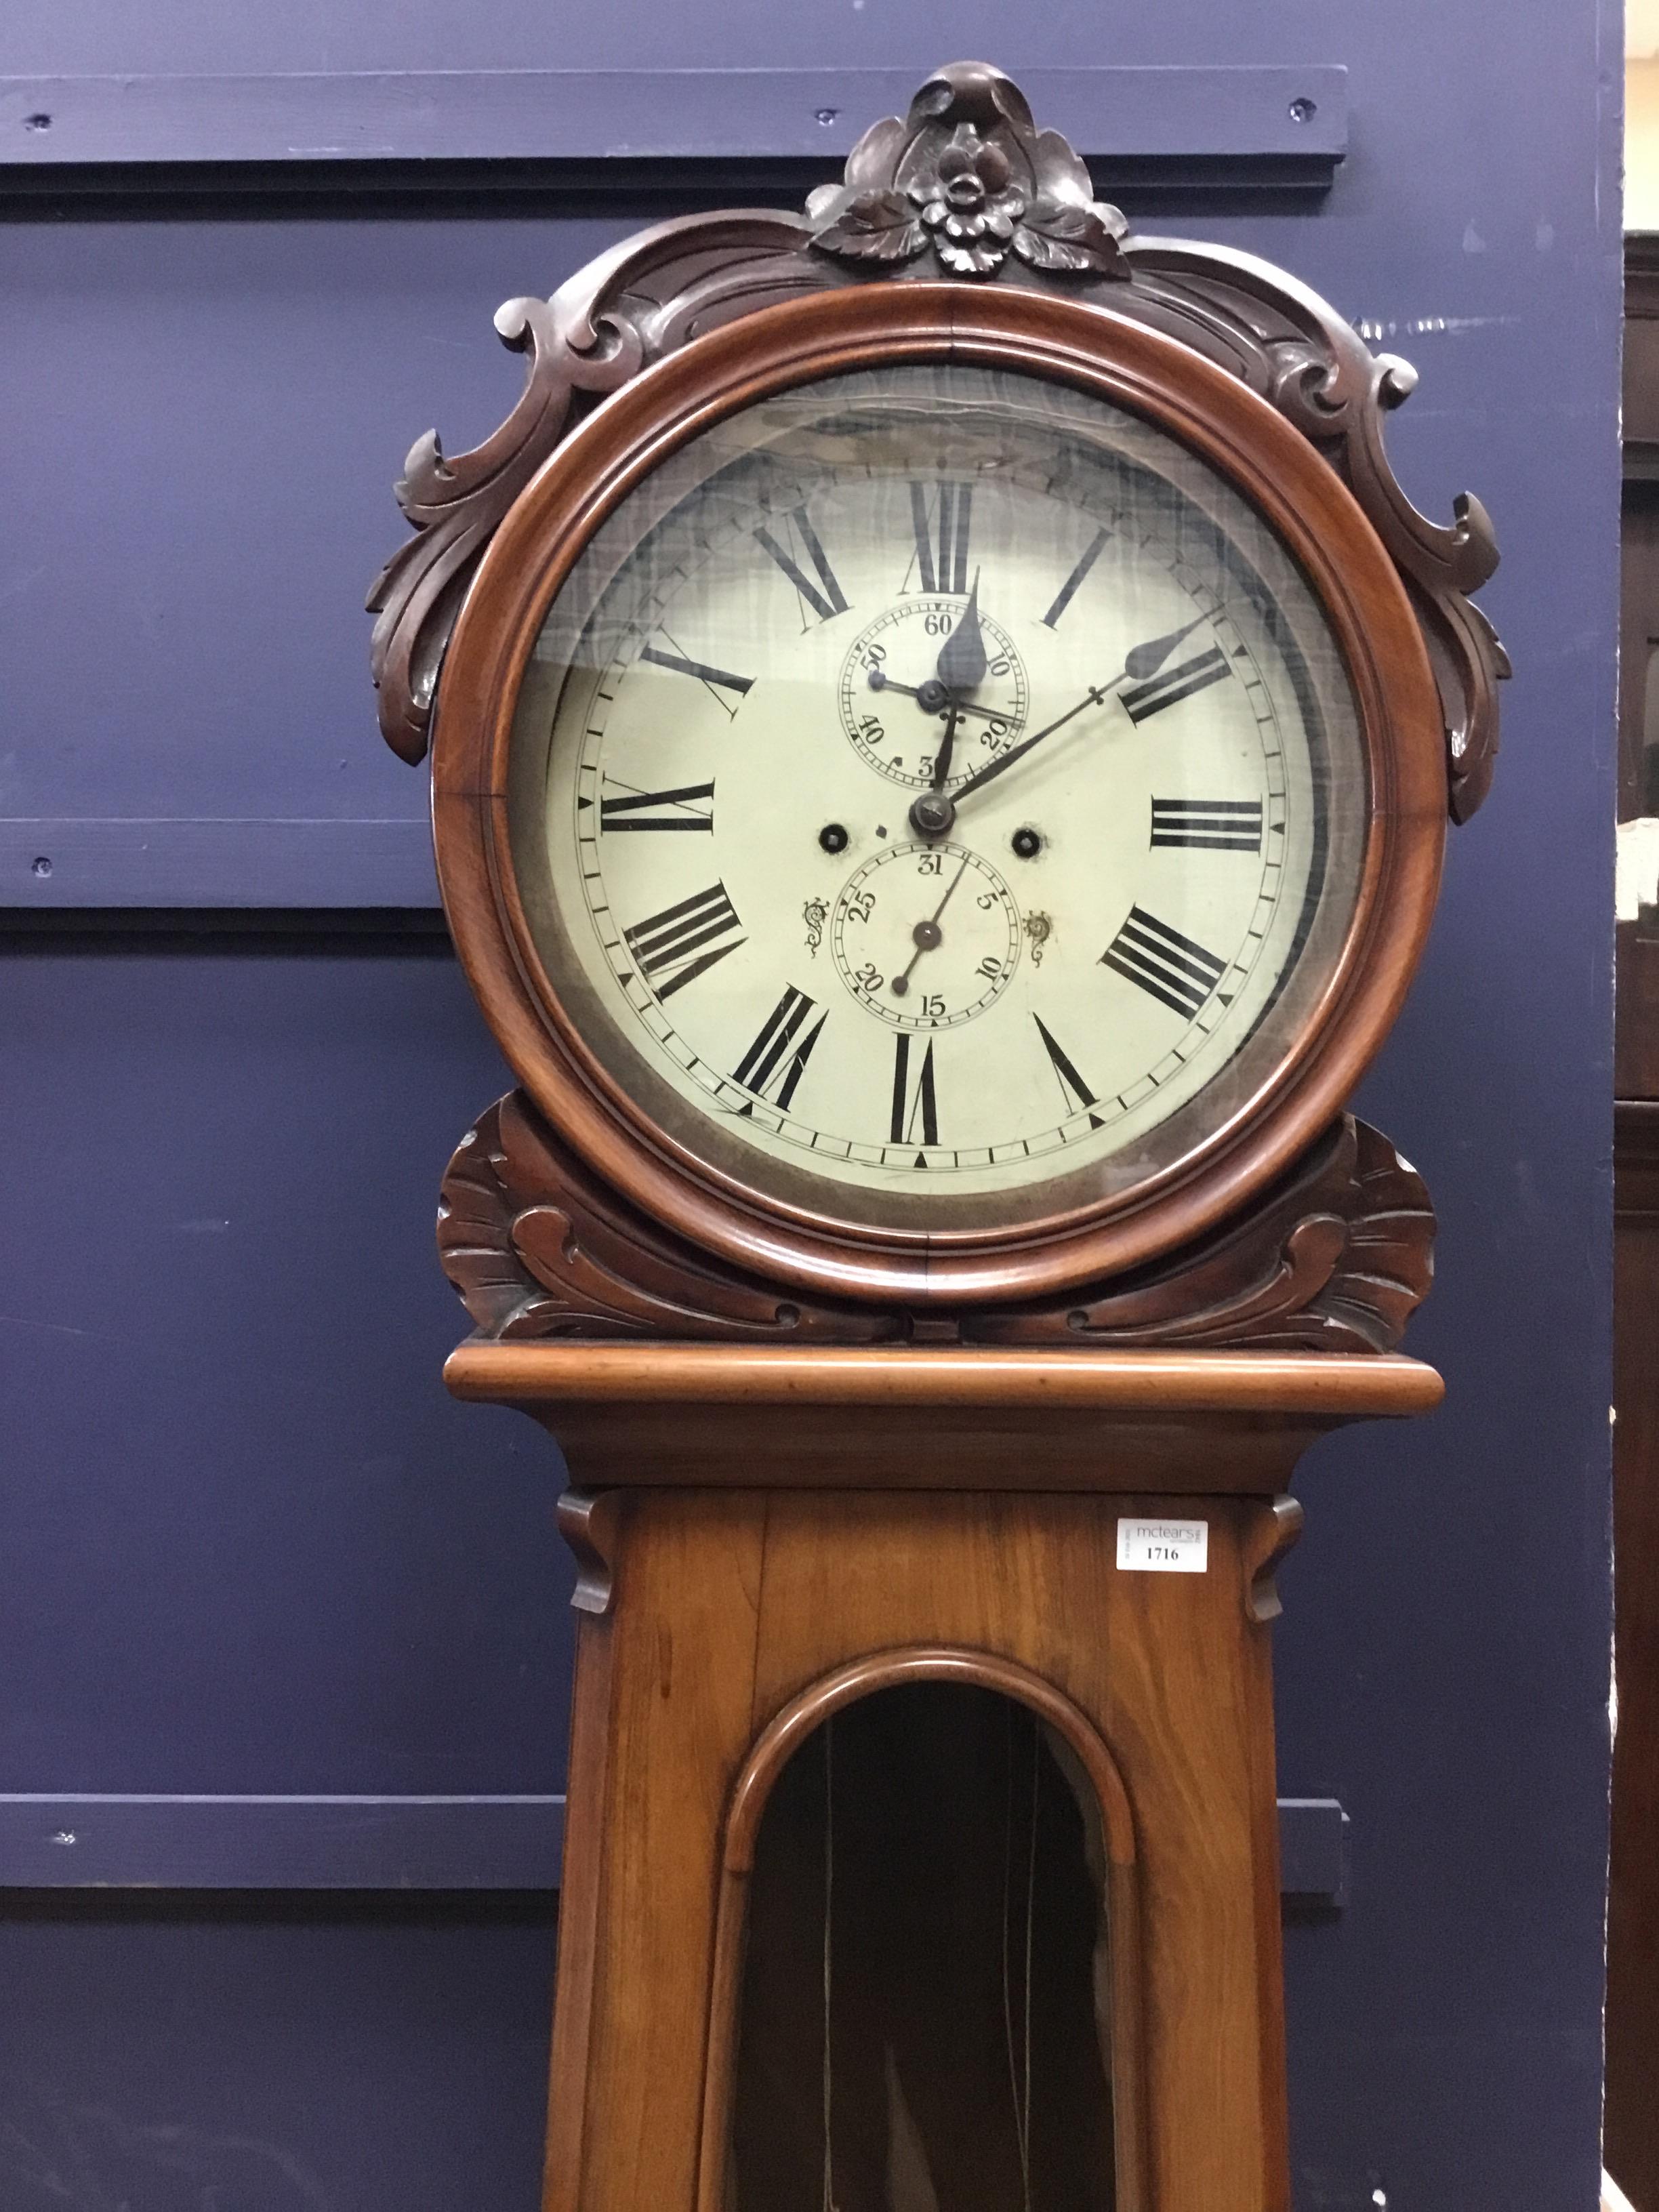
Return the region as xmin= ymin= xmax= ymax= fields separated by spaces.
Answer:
xmin=831 ymin=842 xmax=1021 ymax=1030
xmin=839 ymin=600 xmax=1027 ymax=792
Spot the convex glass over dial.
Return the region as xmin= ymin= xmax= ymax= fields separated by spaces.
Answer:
xmin=508 ymin=364 xmax=1366 ymax=1236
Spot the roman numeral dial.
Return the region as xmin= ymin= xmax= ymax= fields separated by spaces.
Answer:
xmin=547 ymin=397 xmax=1345 ymax=1210
xmin=638 ymin=644 xmax=753 ymax=715
xmin=1033 ymin=1016 xmax=1103 ymax=1126
xmin=754 ymin=507 xmax=848 ymax=625
xmin=1041 ymin=528 xmax=1109 ymax=628
xmin=909 ymin=482 xmax=972 ymax=595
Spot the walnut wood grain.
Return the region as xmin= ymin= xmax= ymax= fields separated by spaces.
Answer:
xmin=446 ymin=1339 xmax=1442 ymax=1418
xmin=542 ymin=1483 xmax=1300 ymax=2212
xmin=446 ymin=1340 xmax=1440 ymax=1494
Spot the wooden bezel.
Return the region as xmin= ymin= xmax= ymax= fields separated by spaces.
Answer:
xmin=431 ymin=280 xmax=1446 ymax=1309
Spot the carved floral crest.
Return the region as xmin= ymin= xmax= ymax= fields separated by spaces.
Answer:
xmin=805 ymin=63 xmax=1128 ymax=279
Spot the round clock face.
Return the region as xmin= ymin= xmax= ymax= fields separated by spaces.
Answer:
xmin=505 ymin=362 xmax=1367 ymax=1239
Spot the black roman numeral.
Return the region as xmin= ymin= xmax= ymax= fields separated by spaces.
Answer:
xmin=622 ymin=882 xmax=745 ymax=1001
xmin=889 ymin=1033 xmax=939 ymax=1153
xmin=732 ymin=984 xmax=825 ymax=1111
xmin=1041 ymin=527 xmax=1110 ymax=628
xmin=638 ymin=644 xmax=754 ymax=712
xmin=599 ymin=779 xmax=715 ymax=833
xmin=1120 ymin=645 xmax=1232 ymax=724
xmin=1149 ymin=798 xmax=1263 ymax=853
xmin=1101 ymin=907 xmax=1227 ymax=1021
xmin=754 ymin=508 xmax=849 ymax=625
xmin=909 ymin=481 xmax=972 ymax=595
xmin=1033 ymin=1015 xmax=1103 ymax=1126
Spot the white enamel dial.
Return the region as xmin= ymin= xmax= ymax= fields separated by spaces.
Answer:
xmin=511 ymin=364 xmax=1366 ymax=1231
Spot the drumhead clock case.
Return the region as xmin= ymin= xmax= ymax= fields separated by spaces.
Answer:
xmin=417 ymin=259 xmax=1473 ymax=1304
xmin=368 ymin=61 xmax=1509 ymax=2212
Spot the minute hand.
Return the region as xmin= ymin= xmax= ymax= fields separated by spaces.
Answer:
xmin=950 ymin=680 xmax=1120 ymax=802
xmin=950 ymin=612 xmax=1213 ymax=804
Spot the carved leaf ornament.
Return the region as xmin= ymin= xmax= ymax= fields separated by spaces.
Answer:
xmin=439 ymin=1095 xmax=1433 ymax=1357
xmin=805 ymin=66 xmax=1128 ymax=280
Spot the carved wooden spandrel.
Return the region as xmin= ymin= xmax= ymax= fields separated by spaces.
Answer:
xmin=369 ymin=59 xmax=1506 ymax=817
xmin=439 ymin=1090 xmax=1433 ymax=1355
xmin=967 ymin=1116 xmax=1435 ymax=1353
xmin=1117 ymin=241 xmax=1509 ymax=820
xmin=438 ymin=1090 xmax=907 ymax=1345
xmin=367 ymin=216 xmax=820 ymax=766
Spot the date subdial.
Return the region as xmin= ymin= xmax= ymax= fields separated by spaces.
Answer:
xmin=830 ymin=842 xmax=1021 ymax=1031
xmin=838 ymin=602 xmax=1028 ymax=792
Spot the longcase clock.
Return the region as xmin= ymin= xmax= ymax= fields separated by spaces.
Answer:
xmin=369 ymin=63 xmax=1506 ymax=2212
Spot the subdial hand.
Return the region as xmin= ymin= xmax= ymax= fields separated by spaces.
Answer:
xmin=865 ymin=670 xmax=1008 ymax=724
xmin=890 ymin=853 xmax=971 ymax=1000
xmin=932 ymin=702 xmax=962 ymax=800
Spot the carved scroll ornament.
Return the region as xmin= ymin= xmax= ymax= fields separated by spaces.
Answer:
xmin=965 ymin=1116 xmax=1433 ymax=1353
xmin=369 ymin=60 xmax=1507 ymax=817
xmin=437 ymin=1092 xmax=907 ymax=1345
xmin=439 ymin=1093 xmax=1433 ymax=1355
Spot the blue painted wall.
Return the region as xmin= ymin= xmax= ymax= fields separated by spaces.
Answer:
xmin=0 ymin=0 xmax=1618 ymax=2205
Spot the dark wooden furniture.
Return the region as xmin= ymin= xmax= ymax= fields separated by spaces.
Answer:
xmin=1610 ymin=1104 xmax=1659 ymax=2212
xmin=1606 ymin=234 xmax=1659 ymax=2212
xmin=372 ymin=64 xmax=1503 ymax=2211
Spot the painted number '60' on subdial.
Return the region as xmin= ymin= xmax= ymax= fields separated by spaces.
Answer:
xmin=830 ymin=842 xmax=1021 ymax=1029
